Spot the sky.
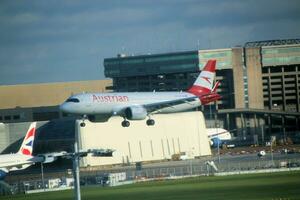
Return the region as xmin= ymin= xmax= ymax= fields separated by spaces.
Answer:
xmin=0 ymin=0 xmax=300 ymax=85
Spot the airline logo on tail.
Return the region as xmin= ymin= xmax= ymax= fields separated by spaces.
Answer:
xmin=201 ymin=76 xmax=212 ymax=84
xmin=187 ymin=60 xmax=221 ymax=104
xmin=18 ymin=122 xmax=37 ymax=156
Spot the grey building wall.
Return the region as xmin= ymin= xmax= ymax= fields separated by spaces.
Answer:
xmin=0 ymin=123 xmax=9 ymax=153
xmin=0 ymin=122 xmax=32 ymax=153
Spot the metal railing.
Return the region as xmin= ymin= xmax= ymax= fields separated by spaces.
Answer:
xmin=4 ymin=158 xmax=300 ymax=195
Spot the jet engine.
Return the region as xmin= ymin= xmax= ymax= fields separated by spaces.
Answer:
xmin=210 ymin=137 xmax=222 ymax=148
xmin=38 ymin=154 xmax=58 ymax=163
xmin=124 ymin=105 xmax=147 ymax=120
xmin=0 ymin=169 xmax=8 ymax=180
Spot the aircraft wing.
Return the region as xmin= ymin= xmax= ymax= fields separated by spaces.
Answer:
xmin=37 ymin=151 xmax=68 ymax=163
xmin=60 ymin=149 xmax=114 ymax=159
xmin=143 ymin=96 xmax=199 ymax=114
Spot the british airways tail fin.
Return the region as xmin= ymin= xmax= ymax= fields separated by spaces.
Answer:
xmin=187 ymin=60 xmax=221 ymax=104
xmin=17 ymin=122 xmax=37 ymax=156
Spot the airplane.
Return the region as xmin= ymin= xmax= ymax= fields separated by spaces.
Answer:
xmin=0 ymin=122 xmax=67 ymax=180
xmin=60 ymin=59 xmax=221 ymax=127
xmin=0 ymin=122 xmax=40 ymax=180
xmin=207 ymin=128 xmax=233 ymax=148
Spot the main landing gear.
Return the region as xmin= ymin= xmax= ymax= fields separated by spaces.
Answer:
xmin=80 ymin=122 xmax=86 ymax=127
xmin=121 ymin=118 xmax=155 ymax=127
xmin=121 ymin=120 xmax=130 ymax=127
xmin=146 ymin=119 xmax=155 ymax=126
xmin=146 ymin=115 xmax=155 ymax=126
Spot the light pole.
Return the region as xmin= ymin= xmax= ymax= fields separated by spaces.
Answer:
xmin=40 ymin=162 xmax=45 ymax=191
xmin=189 ymin=148 xmax=194 ymax=175
xmin=217 ymin=137 xmax=220 ymax=163
xmin=70 ymin=120 xmax=114 ymax=200
xmin=73 ymin=136 xmax=81 ymax=200
xmin=270 ymin=139 xmax=274 ymax=165
xmin=214 ymin=101 xmax=220 ymax=163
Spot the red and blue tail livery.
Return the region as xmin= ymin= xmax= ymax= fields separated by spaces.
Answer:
xmin=18 ymin=122 xmax=37 ymax=156
xmin=0 ymin=122 xmax=37 ymax=180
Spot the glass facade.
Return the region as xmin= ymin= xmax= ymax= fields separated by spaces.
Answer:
xmin=262 ymin=45 xmax=300 ymax=66
xmin=104 ymin=51 xmax=199 ymax=78
xmin=198 ymin=49 xmax=232 ymax=70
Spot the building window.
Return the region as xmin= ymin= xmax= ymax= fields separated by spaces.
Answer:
xmin=13 ymin=115 xmax=20 ymax=120
xmin=33 ymin=112 xmax=59 ymax=121
xmin=4 ymin=116 xmax=11 ymax=120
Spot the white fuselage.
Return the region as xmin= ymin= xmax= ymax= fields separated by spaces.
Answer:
xmin=207 ymin=128 xmax=232 ymax=140
xmin=60 ymin=92 xmax=201 ymax=115
xmin=0 ymin=154 xmax=42 ymax=171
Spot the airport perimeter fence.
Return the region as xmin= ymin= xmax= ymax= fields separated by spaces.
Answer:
xmin=5 ymin=157 xmax=300 ymax=195
xmin=114 ymin=158 xmax=300 ymax=180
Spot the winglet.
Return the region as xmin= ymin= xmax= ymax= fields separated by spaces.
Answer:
xmin=17 ymin=122 xmax=37 ymax=156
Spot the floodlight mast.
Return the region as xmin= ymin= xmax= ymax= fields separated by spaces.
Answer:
xmin=73 ymin=131 xmax=82 ymax=200
xmin=71 ymin=121 xmax=114 ymax=200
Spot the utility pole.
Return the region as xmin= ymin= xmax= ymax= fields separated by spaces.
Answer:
xmin=40 ymin=162 xmax=45 ymax=191
xmin=217 ymin=138 xmax=220 ymax=163
xmin=70 ymin=120 xmax=114 ymax=200
xmin=73 ymin=137 xmax=81 ymax=200
xmin=270 ymin=138 xmax=274 ymax=165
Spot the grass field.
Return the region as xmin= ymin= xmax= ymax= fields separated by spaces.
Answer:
xmin=5 ymin=171 xmax=300 ymax=200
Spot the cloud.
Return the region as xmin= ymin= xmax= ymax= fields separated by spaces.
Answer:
xmin=0 ymin=0 xmax=299 ymax=85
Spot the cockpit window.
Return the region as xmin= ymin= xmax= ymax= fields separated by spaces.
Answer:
xmin=66 ymin=98 xmax=80 ymax=103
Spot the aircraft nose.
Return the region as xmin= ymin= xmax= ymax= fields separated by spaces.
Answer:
xmin=59 ymin=103 xmax=70 ymax=113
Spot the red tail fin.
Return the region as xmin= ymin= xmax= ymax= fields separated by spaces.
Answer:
xmin=187 ymin=60 xmax=216 ymax=96
xmin=187 ymin=60 xmax=222 ymax=105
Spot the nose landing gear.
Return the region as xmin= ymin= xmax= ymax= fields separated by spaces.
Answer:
xmin=80 ymin=122 xmax=86 ymax=127
xmin=80 ymin=115 xmax=87 ymax=127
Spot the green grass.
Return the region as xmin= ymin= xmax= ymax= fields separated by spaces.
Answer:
xmin=5 ymin=171 xmax=300 ymax=200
